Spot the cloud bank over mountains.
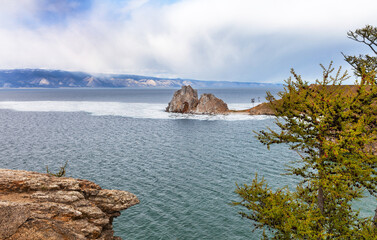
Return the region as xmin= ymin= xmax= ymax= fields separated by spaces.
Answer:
xmin=0 ymin=0 xmax=376 ymax=83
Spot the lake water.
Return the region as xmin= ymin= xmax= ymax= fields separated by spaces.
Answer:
xmin=0 ymin=87 xmax=373 ymax=239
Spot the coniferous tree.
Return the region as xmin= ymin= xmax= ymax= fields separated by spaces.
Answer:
xmin=234 ymin=62 xmax=377 ymax=239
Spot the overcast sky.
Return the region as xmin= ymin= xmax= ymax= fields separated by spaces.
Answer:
xmin=0 ymin=0 xmax=376 ymax=83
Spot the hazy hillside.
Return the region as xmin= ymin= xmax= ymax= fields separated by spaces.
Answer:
xmin=0 ymin=69 xmax=280 ymax=88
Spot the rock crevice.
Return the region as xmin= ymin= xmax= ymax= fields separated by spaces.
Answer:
xmin=0 ymin=169 xmax=139 ymax=240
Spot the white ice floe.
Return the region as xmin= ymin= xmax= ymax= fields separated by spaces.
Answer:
xmin=0 ymin=101 xmax=271 ymax=121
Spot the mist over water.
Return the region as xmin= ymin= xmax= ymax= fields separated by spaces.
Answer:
xmin=0 ymin=88 xmax=374 ymax=239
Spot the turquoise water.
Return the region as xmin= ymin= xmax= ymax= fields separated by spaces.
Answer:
xmin=0 ymin=88 xmax=373 ymax=239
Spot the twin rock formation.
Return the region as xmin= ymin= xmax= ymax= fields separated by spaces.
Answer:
xmin=166 ymin=85 xmax=229 ymax=114
xmin=0 ymin=169 xmax=139 ymax=240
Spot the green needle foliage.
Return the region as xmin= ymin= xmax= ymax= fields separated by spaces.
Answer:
xmin=234 ymin=63 xmax=377 ymax=239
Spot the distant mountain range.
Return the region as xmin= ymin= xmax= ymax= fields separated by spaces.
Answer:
xmin=0 ymin=69 xmax=281 ymax=88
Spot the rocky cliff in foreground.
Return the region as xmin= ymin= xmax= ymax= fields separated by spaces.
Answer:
xmin=0 ymin=169 xmax=139 ymax=240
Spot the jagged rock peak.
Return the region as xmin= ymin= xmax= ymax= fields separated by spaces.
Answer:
xmin=0 ymin=169 xmax=139 ymax=240
xmin=194 ymin=93 xmax=229 ymax=114
xmin=166 ymin=85 xmax=199 ymax=113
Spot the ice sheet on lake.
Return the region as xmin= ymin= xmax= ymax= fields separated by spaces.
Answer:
xmin=0 ymin=101 xmax=270 ymax=121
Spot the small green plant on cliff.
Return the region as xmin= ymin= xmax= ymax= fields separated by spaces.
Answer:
xmin=46 ymin=160 xmax=68 ymax=177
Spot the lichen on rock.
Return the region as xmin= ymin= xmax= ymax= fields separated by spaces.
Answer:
xmin=0 ymin=169 xmax=139 ymax=240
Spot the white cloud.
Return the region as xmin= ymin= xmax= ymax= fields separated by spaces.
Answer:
xmin=0 ymin=0 xmax=376 ymax=82
xmin=0 ymin=0 xmax=39 ymax=28
xmin=121 ymin=0 xmax=150 ymax=13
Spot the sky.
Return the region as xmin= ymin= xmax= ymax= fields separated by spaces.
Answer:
xmin=0 ymin=0 xmax=376 ymax=83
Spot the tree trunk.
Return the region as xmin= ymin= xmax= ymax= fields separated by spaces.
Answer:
xmin=318 ymin=148 xmax=325 ymax=215
xmin=317 ymin=166 xmax=325 ymax=240
xmin=318 ymin=185 xmax=324 ymax=215
xmin=373 ymin=207 xmax=377 ymax=227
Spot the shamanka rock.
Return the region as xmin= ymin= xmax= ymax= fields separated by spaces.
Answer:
xmin=166 ymin=85 xmax=229 ymax=114
xmin=0 ymin=169 xmax=139 ymax=240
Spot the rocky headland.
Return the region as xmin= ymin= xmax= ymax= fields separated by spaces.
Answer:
xmin=166 ymin=85 xmax=274 ymax=115
xmin=246 ymin=85 xmax=362 ymax=116
xmin=248 ymin=102 xmax=275 ymax=115
xmin=0 ymin=169 xmax=139 ymax=240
